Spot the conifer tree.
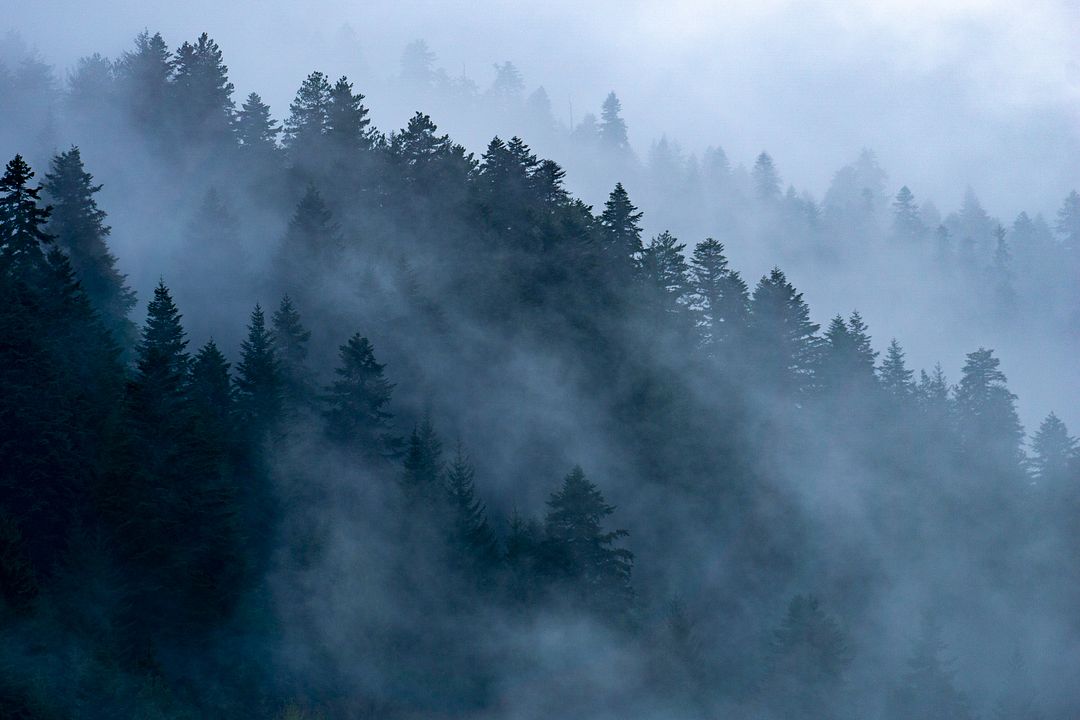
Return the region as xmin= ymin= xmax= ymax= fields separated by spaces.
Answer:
xmin=879 ymin=339 xmax=915 ymax=399
xmin=0 ymin=155 xmax=52 ymax=280
xmin=748 ymin=268 xmax=821 ymax=396
xmin=400 ymin=39 xmax=437 ymax=85
xmin=401 ymin=415 xmax=445 ymax=509
xmin=277 ymin=184 xmax=341 ymax=302
xmin=284 ymin=71 xmax=332 ymax=150
xmin=235 ymin=91 xmax=280 ymax=150
xmin=689 ymin=237 xmax=749 ymax=350
xmin=233 ymin=304 xmax=282 ymax=438
xmin=116 ymin=30 xmax=173 ymax=132
xmin=323 ymin=333 xmax=399 ymax=457
xmin=542 ymin=466 xmax=633 ymax=614
xmin=326 ymin=75 xmax=372 ymax=152
xmin=886 ymin=614 xmax=974 ymax=720
xmin=272 ymin=294 xmax=313 ymax=412
xmin=43 ymin=147 xmax=136 ymax=347
xmin=190 ymin=338 xmax=234 ymax=459
xmin=954 ymin=348 xmax=1023 ymax=469
xmin=1031 ymin=413 xmax=1076 ymax=487
xmin=892 ymin=186 xmax=925 ymax=242
xmin=598 ymin=92 xmax=629 ymax=153
xmin=1054 ymin=189 xmax=1080 ymax=260
xmin=752 ymin=152 xmax=781 ymax=202
xmin=172 ymin=33 xmax=234 ymax=144
xmin=916 ymin=364 xmax=952 ymax=422
xmin=637 ymin=231 xmax=691 ymax=325
xmin=600 ymin=182 xmax=644 ymax=260
xmin=444 ymin=444 xmax=498 ymax=571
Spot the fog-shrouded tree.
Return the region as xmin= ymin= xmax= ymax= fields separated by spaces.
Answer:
xmin=327 ymin=75 xmax=373 ymax=153
xmin=172 ymin=32 xmax=234 ymax=145
xmin=233 ymin=304 xmax=282 ymax=439
xmin=748 ymin=267 xmax=821 ymax=397
xmin=892 ymin=185 xmax=926 ymax=242
xmin=0 ymin=155 xmax=53 ymax=280
xmin=272 ymin=294 xmax=314 ymax=413
xmin=600 ymin=182 xmax=644 ymax=261
xmin=752 ymin=151 xmax=781 ymax=202
xmin=689 ymin=237 xmax=749 ymax=351
xmin=1031 ymin=412 xmax=1076 ymax=488
xmin=598 ymin=91 xmax=630 ymax=154
xmin=879 ymin=338 xmax=915 ymax=400
xmin=43 ymin=146 xmax=136 ymax=347
xmin=886 ymin=613 xmax=975 ymax=720
xmin=954 ymin=348 xmax=1023 ymax=472
xmin=323 ymin=333 xmax=399 ymax=458
xmin=284 ymin=70 xmax=332 ymax=152
xmin=235 ymin=91 xmax=280 ymax=151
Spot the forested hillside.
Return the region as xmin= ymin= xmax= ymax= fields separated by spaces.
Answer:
xmin=1 ymin=30 xmax=1079 ymax=719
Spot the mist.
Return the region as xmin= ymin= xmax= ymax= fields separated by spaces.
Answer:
xmin=1 ymin=3 xmax=1080 ymax=719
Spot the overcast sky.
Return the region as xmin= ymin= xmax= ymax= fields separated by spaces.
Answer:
xmin=9 ymin=0 xmax=1080 ymax=215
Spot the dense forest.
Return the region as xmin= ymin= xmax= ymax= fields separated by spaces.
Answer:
xmin=2 ymin=29 xmax=1080 ymax=719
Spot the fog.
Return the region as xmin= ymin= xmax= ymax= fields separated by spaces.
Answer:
xmin=2 ymin=3 xmax=1080 ymax=719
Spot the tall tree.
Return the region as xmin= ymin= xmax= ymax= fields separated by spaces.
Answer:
xmin=272 ymin=294 xmax=314 ymax=412
xmin=323 ymin=333 xmax=399 ymax=458
xmin=116 ymin=30 xmax=173 ymax=132
xmin=443 ymin=444 xmax=498 ymax=572
xmin=1030 ymin=413 xmax=1076 ymax=488
xmin=892 ymin=186 xmax=926 ymax=242
xmin=886 ymin=614 xmax=975 ymax=720
xmin=542 ymin=466 xmax=633 ymax=615
xmin=879 ymin=339 xmax=915 ymax=400
xmin=689 ymin=237 xmax=749 ymax=351
xmin=172 ymin=33 xmax=235 ymax=144
xmin=752 ymin=152 xmax=781 ymax=203
xmin=0 ymin=155 xmax=52 ymax=280
xmin=599 ymin=182 xmax=644 ymax=261
xmin=748 ymin=268 xmax=821 ymax=397
xmin=235 ymin=91 xmax=281 ymax=150
xmin=284 ymin=71 xmax=332 ymax=151
xmin=598 ymin=92 xmax=630 ymax=153
xmin=43 ymin=147 xmax=137 ymax=347
xmin=326 ymin=75 xmax=373 ymax=152
xmin=233 ymin=304 xmax=282 ymax=439
xmin=401 ymin=415 xmax=445 ymax=510
xmin=954 ymin=348 xmax=1023 ymax=471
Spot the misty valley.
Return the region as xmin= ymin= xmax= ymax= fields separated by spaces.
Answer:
xmin=2 ymin=25 xmax=1080 ymax=720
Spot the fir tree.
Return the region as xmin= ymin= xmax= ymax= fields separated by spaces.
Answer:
xmin=401 ymin=415 xmax=444 ymax=509
xmin=600 ymin=182 xmax=644 ymax=260
xmin=1030 ymin=413 xmax=1076 ymax=487
xmin=542 ymin=466 xmax=633 ymax=615
xmin=689 ymin=237 xmax=749 ymax=350
xmin=954 ymin=348 xmax=1023 ymax=470
xmin=233 ymin=304 xmax=282 ymax=438
xmin=598 ymin=92 xmax=629 ymax=153
xmin=284 ymin=71 xmax=332 ymax=150
xmin=444 ymin=444 xmax=498 ymax=571
xmin=172 ymin=33 xmax=234 ymax=144
xmin=272 ymin=294 xmax=313 ymax=412
xmin=0 ymin=155 xmax=52 ymax=280
xmin=43 ymin=147 xmax=136 ymax=347
xmin=752 ymin=152 xmax=781 ymax=202
xmin=400 ymin=39 xmax=437 ymax=85
xmin=235 ymin=91 xmax=280 ymax=150
xmin=326 ymin=75 xmax=372 ymax=152
xmin=323 ymin=333 xmax=398 ymax=457
xmin=1054 ymin=189 xmax=1080 ymax=259
xmin=637 ymin=231 xmax=691 ymax=326
xmin=116 ymin=31 xmax=173 ymax=132
xmin=886 ymin=613 xmax=975 ymax=720
xmin=748 ymin=267 xmax=821 ymax=396
xmin=879 ymin=339 xmax=915 ymax=399
xmin=892 ymin=186 xmax=925 ymax=242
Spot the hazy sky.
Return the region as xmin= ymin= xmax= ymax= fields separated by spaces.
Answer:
xmin=9 ymin=0 xmax=1080 ymax=215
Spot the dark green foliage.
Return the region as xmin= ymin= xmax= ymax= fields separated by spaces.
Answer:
xmin=1031 ymin=413 xmax=1076 ymax=487
xmin=598 ymin=91 xmax=629 ymax=153
xmin=879 ymin=338 xmax=914 ymax=399
xmin=172 ymin=32 xmax=234 ymax=144
xmin=43 ymin=146 xmax=137 ymax=348
xmin=284 ymin=71 xmax=332 ymax=151
xmin=748 ymin=267 xmax=821 ymax=396
xmin=236 ymin=91 xmax=281 ymax=149
xmin=443 ymin=444 xmax=498 ymax=572
xmin=400 ymin=415 xmax=444 ymax=508
xmin=0 ymin=155 xmax=52 ymax=279
xmin=600 ymin=182 xmax=643 ymax=260
xmin=955 ymin=348 xmax=1023 ymax=469
xmin=272 ymin=294 xmax=314 ymax=412
xmin=689 ymin=237 xmax=749 ymax=351
xmin=233 ymin=304 xmax=282 ymax=438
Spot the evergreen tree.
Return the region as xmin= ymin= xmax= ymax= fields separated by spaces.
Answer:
xmin=172 ymin=32 xmax=234 ymax=144
xmin=1054 ymin=189 xmax=1080 ymax=259
xmin=764 ymin=595 xmax=850 ymax=720
xmin=892 ymin=185 xmax=925 ymax=242
xmin=272 ymin=294 xmax=314 ymax=412
xmin=886 ymin=614 xmax=975 ymax=720
xmin=752 ymin=152 xmax=781 ymax=202
xmin=323 ymin=333 xmax=398 ymax=457
xmin=190 ymin=338 xmax=234 ymax=459
xmin=277 ymin=184 xmax=341 ymax=301
xmin=284 ymin=71 xmax=332 ymax=150
xmin=600 ymin=182 xmax=644 ymax=260
xmin=43 ymin=146 xmax=136 ymax=347
xmin=916 ymin=364 xmax=952 ymax=422
xmin=487 ymin=61 xmax=524 ymax=107
xmin=637 ymin=231 xmax=691 ymax=326
xmin=879 ymin=339 xmax=915 ymax=399
xmin=542 ymin=466 xmax=633 ymax=615
xmin=235 ymin=91 xmax=280 ymax=150
xmin=400 ymin=39 xmax=437 ymax=85
xmin=598 ymin=92 xmax=629 ymax=153
xmin=748 ymin=267 xmax=821 ymax=396
xmin=401 ymin=415 xmax=444 ymax=509
xmin=233 ymin=304 xmax=282 ymax=438
xmin=326 ymin=75 xmax=373 ymax=152
xmin=954 ymin=348 xmax=1023 ymax=470
xmin=116 ymin=30 xmax=173 ymax=132
xmin=689 ymin=237 xmax=749 ymax=350
xmin=1031 ymin=413 xmax=1076 ymax=487
xmin=444 ymin=444 xmax=498 ymax=571
xmin=0 ymin=155 xmax=52 ymax=280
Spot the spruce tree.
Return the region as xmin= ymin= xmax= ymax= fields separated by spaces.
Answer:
xmin=323 ymin=333 xmax=399 ymax=457
xmin=598 ymin=92 xmax=629 ymax=153
xmin=444 ymin=444 xmax=498 ymax=571
xmin=326 ymin=75 xmax=373 ymax=152
xmin=272 ymin=294 xmax=313 ymax=412
xmin=233 ymin=304 xmax=282 ymax=438
xmin=689 ymin=237 xmax=749 ymax=350
xmin=542 ymin=466 xmax=633 ymax=615
xmin=886 ymin=614 xmax=974 ymax=720
xmin=954 ymin=348 xmax=1023 ymax=470
xmin=637 ymin=231 xmax=691 ymax=326
xmin=172 ymin=33 xmax=235 ymax=144
xmin=1031 ymin=413 xmax=1076 ymax=487
xmin=284 ymin=71 xmax=332 ymax=151
xmin=43 ymin=147 xmax=137 ymax=347
xmin=748 ymin=267 xmax=821 ymax=396
xmin=0 ymin=155 xmax=52 ymax=280
xmin=892 ymin=186 xmax=925 ymax=242
xmin=116 ymin=30 xmax=173 ymax=132
xmin=235 ymin=91 xmax=281 ymax=150
xmin=879 ymin=339 xmax=915 ymax=399
xmin=600 ymin=182 xmax=644 ymax=260
xmin=752 ymin=152 xmax=781 ymax=202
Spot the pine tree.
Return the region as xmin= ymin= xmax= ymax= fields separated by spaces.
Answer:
xmin=542 ymin=466 xmax=633 ymax=615
xmin=637 ymin=231 xmax=691 ymax=325
xmin=598 ymin=92 xmax=629 ymax=153
xmin=0 ymin=155 xmax=52 ymax=280
xmin=879 ymin=339 xmax=915 ymax=399
xmin=916 ymin=364 xmax=952 ymax=422
xmin=752 ymin=152 xmax=781 ymax=202
xmin=401 ymin=414 xmax=445 ymax=509
xmin=1031 ymin=413 xmax=1076 ymax=487
xmin=600 ymin=182 xmax=644 ymax=260
xmin=235 ymin=91 xmax=281 ymax=150
xmin=1054 ymin=189 xmax=1080 ymax=260
xmin=116 ymin=30 xmax=173 ymax=132
xmin=323 ymin=333 xmax=398 ymax=457
xmin=689 ymin=238 xmax=749 ymax=351
xmin=43 ymin=147 xmax=137 ymax=347
xmin=954 ymin=348 xmax=1023 ymax=470
xmin=190 ymin=338 xmax=234 ymax=457
xmin=886 ymin=613 xmax=975 ymax=720
xmin=277 ymin=184 xmax=342 ymax=302
xmin=444 ymin=444 xmax=498 ymax=571
xmin=326 ymin=75 xmax=373 ymax=152
xmin=892 ymin=186 xmax=925 ymax=242
xmin=748 ymin=268 xmax=821 ymax=396
xmin=172 ymin=33 xmax=235 ymax=144
xmin=284 ymin=71 xmax=332 ymax=151
xmin=764 ymin=595 xmax=851 ymax=720
xmin=272 ymin=294 xmax=313 ymax=412
xmin=233 ymin=304 xmax=282 ymax=438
